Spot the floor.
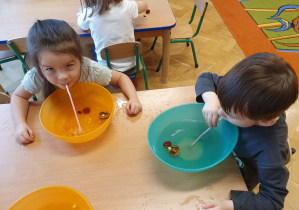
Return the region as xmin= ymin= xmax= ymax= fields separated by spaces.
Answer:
xmin=0 ymin=0 xmax=298 ymax=209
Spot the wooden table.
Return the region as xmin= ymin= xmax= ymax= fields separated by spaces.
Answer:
xmin=0 ymin=86 xmax=246 ymax=209
xmin=0 ymin=0 xmax=176 ymax=83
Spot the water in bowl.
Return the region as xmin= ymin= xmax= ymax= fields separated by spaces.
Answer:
xmin=156 ymin=120 xmax=224 ymax=170
xmin=54 ymin=99 xmax=110 ymax=137
xmin=40 ymin=202 xmax=82 ymax=210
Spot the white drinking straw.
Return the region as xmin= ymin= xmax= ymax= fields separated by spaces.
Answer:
xmin=65 ymin=84 xmax=82 ymax=133
xmin=191 ymin=117 xmax=223 ymax=146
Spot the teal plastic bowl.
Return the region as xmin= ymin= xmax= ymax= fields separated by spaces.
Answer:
xmin=147 ymin=103 xmax=238 ymax=172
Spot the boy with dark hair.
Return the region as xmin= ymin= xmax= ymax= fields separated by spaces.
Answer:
xmin=195 ymin=52 xmax=298 ymax=210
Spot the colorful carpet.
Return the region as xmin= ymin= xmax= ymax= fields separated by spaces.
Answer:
xmin=211 ymin=0 xmax=299 ymax=75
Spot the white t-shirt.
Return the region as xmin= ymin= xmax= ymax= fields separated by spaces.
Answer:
xmin=77 ymin=0 xmax=138 ymax=72
xmin=21 ymin=57 xmax=112 ymax=97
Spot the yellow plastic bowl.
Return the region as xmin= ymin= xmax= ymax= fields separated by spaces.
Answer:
xmin=9 ymin=185 xmax=93 ymax=210
xmin=40 ymin=82 xmax=114 ymax=143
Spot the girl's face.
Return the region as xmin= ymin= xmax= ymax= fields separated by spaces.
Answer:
xmin=39 ymin=51 xmax=81 ymax=89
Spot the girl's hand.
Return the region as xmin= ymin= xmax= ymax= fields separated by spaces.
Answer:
xmin=202 ymin=92 xmax=221 ymax=128
xmin=15 ymin=123 xmax=35 ymax=144
xmin=111 ymin=70 xmax=143 ymax=115
xmin=202 ymin=200 xmax=234 ymax=210
xmin=126 ymin=99 xmax=142 ymax=115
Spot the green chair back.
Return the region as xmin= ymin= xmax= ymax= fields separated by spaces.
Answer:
xmin=6 ymin=38 xmax=37 ymax=101
xmin=7 ymin=38 xmax=30 ymax=73
xmin=100 ymin=42 xmax=149 ymax=90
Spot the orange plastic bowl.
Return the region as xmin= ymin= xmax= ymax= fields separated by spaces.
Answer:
xmin=40 ymin=82 xmax=114 ymax=143
xmin=9 ymin=185 xmax=93 ymax=210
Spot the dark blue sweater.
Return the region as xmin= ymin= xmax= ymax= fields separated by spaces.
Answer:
xmin=195 ymin=73 xmax=289 ymax=210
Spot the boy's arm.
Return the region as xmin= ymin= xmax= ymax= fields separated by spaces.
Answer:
xmin=11 ymin=84 xmax=35 ymax=144
xmin=195 ymin=72 xmax=222 ymax=102
xmin=203 ymin=164 xmax=288 ymax=210
xmin=110 ymin=70 xmax=142 ymax=115
xmin=135 ymin=0 xmax=148 ymax=14
xmin=202 ymin=92 xmax=221 ymax=128
xmin=195 ymin=73 xmax=222 ymax=127
xmin=231 ymin=164 xmax=289 ymax=209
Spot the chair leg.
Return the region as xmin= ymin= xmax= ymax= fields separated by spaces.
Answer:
xmin=140 ymin=56 xmax=149 ymax=90
xmin=151 ymin=37 xmax=158 ymax=50
xmin=142 ymin=67 xmax=149 ymax=90
xmin=21 ymin=64 xmax=28 ymax=75
xmin=156 ymin=57 xmax=163 ymax=72
xmin=189 ymin=40 xmax=198 ymax=68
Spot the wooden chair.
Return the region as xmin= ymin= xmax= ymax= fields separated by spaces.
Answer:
xmin=100 ymin=41 xmax=149 ymax=90
xmin=0 ymin=92 xmax=11 ymax=104
xmin=6 ymin=38 xmax=37 ymax=101
xmin=7 ymin=38 xmax=30 ymax=74
xmin=151 ymin=0 xmax=208 ymax=72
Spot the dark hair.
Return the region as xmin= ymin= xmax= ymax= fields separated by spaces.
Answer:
xmin=218 ymin=52 xmax=298 ymax=120
xmin=81 ymin=0 xmax=122 ymax=17
xmin=27 ymin=19 xmax=83 ymax=98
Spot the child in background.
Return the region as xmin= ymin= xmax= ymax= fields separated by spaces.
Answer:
xmin=195 ymin=53 xmax=298 ymax=210
xmin=77 ymin=0 xmax=148 ymax=87
xmin=11 ymin=19 xmax=142 ymax=144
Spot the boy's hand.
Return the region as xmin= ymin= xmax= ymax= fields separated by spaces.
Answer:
xmin=202 ymin=200 xmax=234 ymax=210
xmin=15 ymin=123 xmax=35 ymax=144
xmin=126 ymin=99 xmax=142 ymax=115
xmin=202 ymin=92 xmax=221 ymax=128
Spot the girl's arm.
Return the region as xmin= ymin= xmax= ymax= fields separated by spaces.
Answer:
xmin=11 ymin=84 xmax=35 ymax=144
xmin=80 ymin=0 xmax=87 ymax=8
xmin=77 ymin=3 xmax=90 ymax=31
xmin=110 ymin=70 xmax=142 ymax=115
xmin=135 ymin=0 xmax=148 ymax=14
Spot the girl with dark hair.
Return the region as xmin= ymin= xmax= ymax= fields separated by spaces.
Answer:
xmin=11 ymin=19 xmax=142 ymax=144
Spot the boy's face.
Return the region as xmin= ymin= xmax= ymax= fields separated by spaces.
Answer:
xmin=218 ymin=108 xmax=256 ymax=127
xmin=217 ymin=108 xmax=278 ymax=128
